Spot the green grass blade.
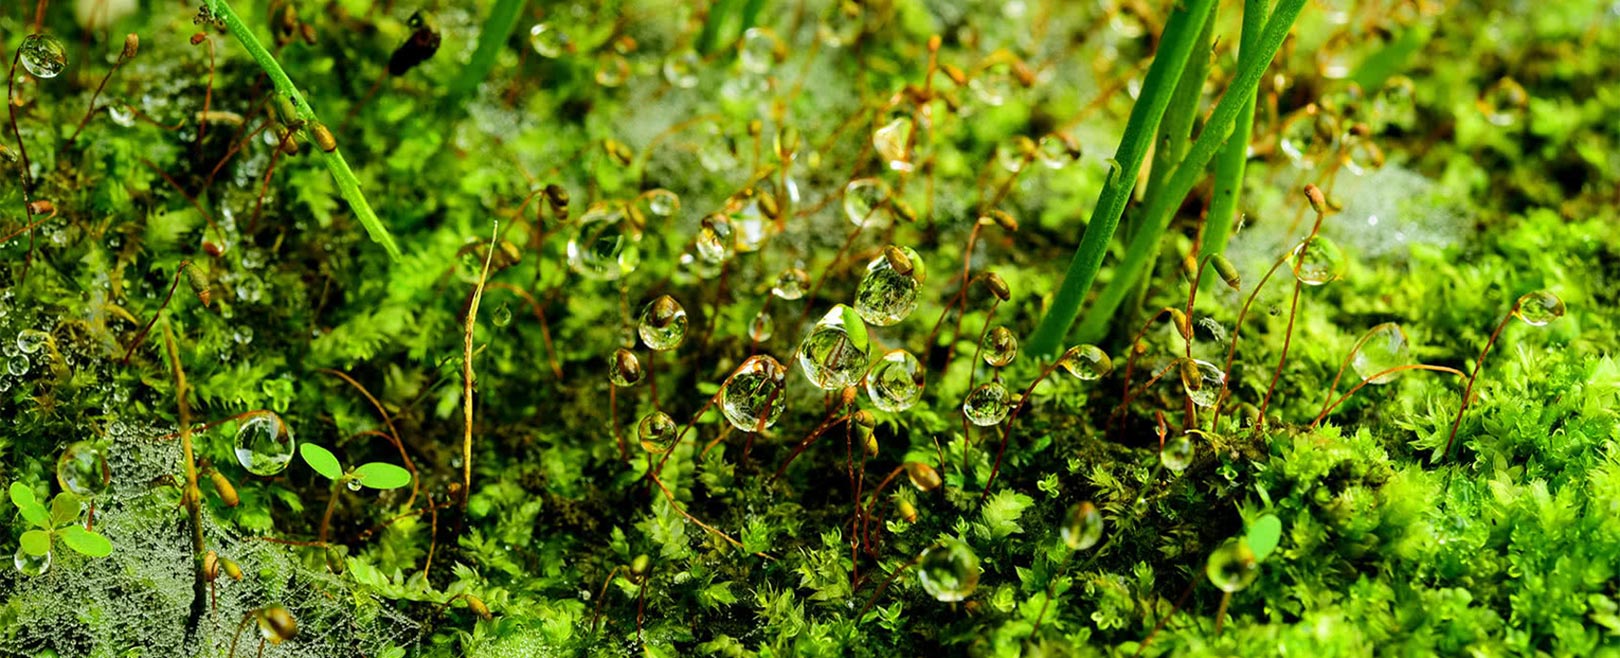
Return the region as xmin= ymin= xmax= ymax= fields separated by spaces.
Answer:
xmin=1073 ymin=0 xmax=1308 ymax=344
xmin=1203 ymin=0 xmax=1270 ymax=262
xmin=1024 ymin=0 xmax=1218 ymax=357
xmin=449 ymin=0 xmax=529 ymax=100
xmin=204 ymin=0 xmax=403 ymax=261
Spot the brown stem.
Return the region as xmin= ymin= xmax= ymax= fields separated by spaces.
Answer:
xmin=589 ymin=566 xmax=622 ymax=634
xmin=772 ymin=408 xmax=852 ymax=483
xmin=318 ymin=368 xmax=418 ymax=507
xmin=462 ymin=222 xmax=498 ymax=504
xmin=648 ymin=470 xmax=769 ymax=558
xmin=1311 ymin=364 xmax=1467 ymax=427
xmin=1210 ymin=251 xmax=1291 ymax=427
xmin=1316 ymin=324 xmax=1389 ymax=419
xmin=162 ymin=324 xmax=209 ymax=640
xmin=1257 ymin=281 xmax=1302 ymax=428
xmin=1441 ymin=304 xmax=1518 ymax=461
xmin=980 ymin=358 xmax=1068 ymax=502
xmin=123 ymin=260 xmax=192 ymax=364
xmin=856 ymin=554 xmax=921 ymax=618
xmin=317 ymin=480 xmax=341 ymax=544
xmin=65 ymin=39 xmax=134 ymax=147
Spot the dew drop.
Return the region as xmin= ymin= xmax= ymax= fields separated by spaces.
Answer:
xmin=14 ymin=546 xmax=50 ymax=577
xmin=981 ymin=326 xmax=1017 ymax=367
xmin=1279 ymin=106 xmax=1336 ymax=170
xmin=872 ymin=116 xmax=913 ymax=172
xmin=608 ymin=348 xmax=644 ymax=387
xmin=721 ymin=355 xmax=788 ymax=432
xmin=854 ymin=246 xmax=925 ymax=326
xmin=594 ymin=53 xmax=630 ymax=87
xmin=20 ymin=34 xmax=68 ymax=79
xmin=1160 ymin=434 xmax=1193 ymax=473
xmin=1206 ymin=538 xmax=1259 ymax=593
xmin=842 ymin=178 xmax=893 ymax=228
xmin=1061 ymin=501 xmax=1103 ymax=551
xmin=108 ymin=102 xmax=136 ymax=127
xmin=8 ymin=355 xmax=30 ymax=377
xmin=737 ymin=28 xmax=778 ymax=74
xmin=866 ymin=349 xmax=925 ymax=412
xmin=798 ymin=307 xmax=869 ymax=390
xmin=16 ymin=329 xmax=48 ymax=354
xmin=1290 ymin=235 xmax=1346 ymax=286
xmin=56 ymin=441 xmax=110 ymax=497
xmin=1058 ymin=345 xmax=1112 ymax=381
xmin=637 ymin=295 xmax=688 ymax=352
xmin=637 ymin=411 xmax=679 ymax=454
xmin=491 ymin=302 xmax=513 ymax=328
xmin=1179 ymin=359 xmax=1225 ymax=408
xmin=696 ymin=214 xmax=734 ymax=264
xmin=1035 ymin=134 xmax=1079 ymax=170
xmin=528 ymin=23 xmax=569 ymax=57
xmin=1352 ymin=322 xmax=1412 ymax=384
xmin=748 ymin=311 xmax=775 ymax=343
xmin=962 ymin=382 xmax=1010 ymax=426
xmin=662 ymin=49 xmax=700 ymax=88
xmin=233 ymin=410 xmax=296 ymax=476
xmin=645 ymin=189 xmax=680 ymax=218
xmin=771 ymin=268 xmax=810 ymax=300
xmin=917 ymin=540 xmax=981 ymax=602
xmin=1514 ymin=290 xmax=1565 ymax=326
xmin=1479 ymin=77 xmax=1529 ymax=127
xmin=566 ymin=204 xmax=642 ymax=281
xmin=346 ymin=479 xmax=363 ymax=492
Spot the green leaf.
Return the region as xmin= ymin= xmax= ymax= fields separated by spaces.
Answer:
xmin=301 ymin=444 xmax=344 ymax=481
xmin=60 ymin=525 xmax=114 ymax=558
xmin=353 ymin=463 xmax=412 ymax=490
xmin=1246 ymin=513 xmax=1283 ymax=563
xmin=49 ymin=493 xmax=83 ymax=528
xmin=10 ymin=483 xmax=48 ymax=528
xmin=20 ymin=529 xmax=51 ymax=556
xmin=838 ymin=304 xmax=869 ymax=353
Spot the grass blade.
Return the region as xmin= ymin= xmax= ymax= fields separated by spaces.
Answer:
xmin=1203 ymin=0 xmax=1270 ymax=262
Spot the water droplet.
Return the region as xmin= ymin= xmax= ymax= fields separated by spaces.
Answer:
xmin=638 ymin=295 xmax=688 ymax=351
xmin=1514 ymin=290 xmax=1565 ymax=326
xmin=637 ymin=411 xmax=679 ymax=454
xmin=645 ymin=189 xmax=680 ymax=218
xmin=108 ymin=102 xmax=136 ymax=127
xmin=1479 ymin=77 xmax=1528 ymax=127
xmin=771 ymin=268 xmax=810 ymax=300
xmin=662 ymin=49 xmax=700 ymax=88
xmin=1160 ymin=434 xmax=1193 ymax=472
xmin=854 ymin=246 xmax=925 ymax=326
xmin=917 ymin=540 xmax=981 ymax=602
xmin=567 ymin=204 xmax=642 ymax=281
xmin=528 ymin=23 xmax=569 ymax=58
xmin=1290 ymin=235 xmax=1346 ymax=285
xmin=20 ymin=34 xmax=68 ymax=79
xmin=866 ymin=349 xmax=925 ymax=412
xmin=232 ymin=326 xmax=254 ymax=345
xmin=233 ymin=410 xmax=296 ymax=476
xmin=842 ymin=178 xmax=892 ymax=228
xmin=1339 ymin=131 xmax=1385 ymax=176
xmin=609 ymin=348 xmax=644 ymax=387
xmin=14 ymin=546 xmax=50 ymax=577
xmin=346 ymin=479 xmax=362 ymax=491
xmin=1058 ymin=345 xmax=1112 ymax=381
xmin=1061 ymin=501 xmax=1103 ymax=551
xmin=1279 ymin=106 xmax=1336 ymax=169
xmin=1179 ymin=359 xmax=1225 ymax=408
xmin=1352 ymin=323 xmax=1412 ymax=384
xmin=56 ymin=441 xmax=110 ymax=497
xmin=730 ymin=200 xmax=775 ymax=252
xmin=16 ymin=329 xmax=48 ymax=354
xmin=7 ymin=355 xmax=30 ymax=377
xmin=491 ymin=302 xmax=513 ymax=328
xmin=872 ymin=116 xmax=913 ymax=172
xmin=962 ymin=382 xmax=1010 ymax=426
xmin=721 ymin=355 xmax=788 ymax=432
xmin=738 ymin=28 xmax=778 ymax=74
xmin=798 ymin=307 xmax=869 ymax=390
xmin=696 ymin=215 xmax=734 ymax=264
xmin=748 ymin=311 xmax=775 ymax=343
xmin=1035 ymin=134 xmax=1079 ymax=169
xmin=997 ymin=136 xmax=1034 ymax=173
xmin=594 ymin=53 xmax=630 ymax=87
xmin=236 ymin=275 xmax=265 ymax=302
xmin=1206 ymin=538 xmax=1259 ymax=593
xmin=981 ymin=326 xmax=1017 ymax=367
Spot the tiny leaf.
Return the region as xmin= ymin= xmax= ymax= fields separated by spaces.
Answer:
xmin=61 ymin=525 xmax=114 ymax=558
xmin=838 ymin=304 xmax=870 ymax=353
xmin=1246 ymin=513 xmax=1283 ymax=562
xmin=300 ymin=444 xmax=343 ymax=481
xmin=353 ymin=463 xmax=412 ymax=490
xmin=49 ymin=493 xmax=83 ymax=528
xmin=20 ymin=529 xmax=51 ymax=556
xmin=10 ymin=483 xmax=48 ymax=528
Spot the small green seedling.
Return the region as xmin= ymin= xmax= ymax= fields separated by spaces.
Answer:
xmin=300 ymin=444 xmax=412 ymax=546
xmin=1206 ymin=512 xmax=1284 ymax=633
xmin=9 ymin=483 xmax=114 ymax=575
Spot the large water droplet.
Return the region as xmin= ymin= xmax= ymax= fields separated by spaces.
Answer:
xmin=1514 ymin=290 xmax=1565 ymax=326
xmin=16 ymin=329 xmax=49 ymax=354
xmin=721 ymin=356 xmax=788 ymax=432
xmin=20 ymin=34 xmax=68 ymax=79
xmin=491 ymin=302 xmax=513 ymax=328
xmin=233 ymin=411 xmax=296 ymax=476
xmin=854 ymin=246 xmax=925 ymax=326
xmin=1290 ymin=235 xmax=1346 ymax=286
xmin=566 ymin=204 xmax=642 ymax=281
xmin=981 ymin=326 xmax=1017 ymax=367
xmin=842 ymin=178 xmax=892 ymax=228
xmin=962 ymin=382 xmax=1010 ymax=426
xmin=56 ymin=441 xmax=110 ymax=497
xmin=637 ymin=411 xmax=679 ymax=454
xmin=8 ymin=355 xmax=30 ymax=377
xmin=771 ymin=268 xmax=810 ymax=301
xmin=528 ymin=23 xmax=569 ymax=57
xmin=872 ymin=116 xmax=913 ymax=172
xmin=1160 ymin=434 xmax=1193 ymax=472
xmin=1179 ymin=359 xmax=1225 ymax=408
xmin=638 ymin=295 xmax=688 ymax=352
xmin=1352 ymin=322 xmax=1412 ymax=384
xmin=696 ymin=215 xmax=734 ymax=264
xmin=1061 ymin=501 xmax=1103 ymax=551
xmin=917 ymin=540 xmax=981 ymax=602
xmin=1058 ymin=345 xmax=1112 ymax=381
xmin=608 ymin=348 xmax=644 ymax=387
xmin=14 ymin=546 xmax=50 ymax=577
xmin=662 ymin=49 xmax=700 ymax=88
xmin=866 ymin=349 xmax=925 ymax=412
xmin=1206 ymin=538 xmax=1259 ymax=593
xmin=798 ymin=307 xmax=869 ymax=390
xmin=737 ymin=28 xmax=778 ymax=74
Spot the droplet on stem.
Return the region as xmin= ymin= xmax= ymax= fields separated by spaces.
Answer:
xmin=638 ymin=295 xmax=688 ymax=352
xmin=1352 ymin=322 xmax=1412 ymax=384
xmin=962 ymin=382 xmax=1010 ymax=426
xmin=1513 ymin=290 xmax=1564 ymax=326
xmin=866 ymin=349 xmax=925 ymax=412
xmin=721 ymin=356 xmax=789 ymax=432
xmin=233 ymin=411 xmax=296 ymax=476
xmin=917 ymin=540 xmax=981 ymax=602
xmin=854 ymin=246 xmax=925 ymax=326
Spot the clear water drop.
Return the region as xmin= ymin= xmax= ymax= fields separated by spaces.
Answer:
xmin=16 ymin=329 xmax=49 ymax=354
xmin=981 ymin=326 xmax=1017 ymax=367
xmin=528 ymin=23 xmax=569 ymax=57
xmin=962 ymin=382 xmax=1010 ymax=426
xmin=1291 ymin=235 xmax=1346 ymax=286
xmin=797 ymin=307 xmax=869 ymax=390
xmin=1206 ymin=538 xmax=1259 ymax=593
xmin=56 ymin=441 xmax=110 ymax=497
xmin=872 ymin=116 xmax=913 ymax=172
xmin=842 ymin=178 xmax=892 ymax=228
xmin=737 ymin=28 xmax=778 ymax=74
xmin=8 ymin=355 xmax=30 ymax=377
xmin=748 ymin=311 xmax=775 ymax=343
xmin=567 ymin=204 xmax=642 ymax=281
xmin=1160 ymin=434 xmax=1193 ymax=472
xmin=917 ymin=540 xmax=981 ymax=602
xmin=637 ymin=295 xmax=688 ymax=352
xmin=771 ymin=268 xmax=810 ymax=300
xmin=1035 ymin=134 xmax=1079 ymax=170
xmin=696 ymin=214 xmax=734 ymax=264
xmin=14 ymin=546 xmax=50 ymax=577
xmin=491 ymin=302 xmax=513 ymax=328
xmin=1061 ymin=501 xmax=1103 ymax=551
xmin=645 ymin=189 xmax=680 ymax=218
xmin=20 ymin=34 xmax=68 ymax=79
xmin=1058 ymin=345 xmax=1112 ymax=381
xmin=637 ymin=411 xmax=679 ymax=454
xmin=1352 ymin=323 xmax=1412 ymax=384
xmin=721 ymin=355 xmax=788 ymax=432
xmin=866 ymin=349 xmax=925 ymax=412
xmin=1514 ymin=290 xmax=1565 ymax=326
xmin=854 ymin=246 xmax=925 ymax=326
xmin=1179 ymin=359 xmax=1225 ymax=408
xmin=233 ymin=410 xmax=296 ymax=476
xmin=608 ymin=348 xmax=644 ymax=387
xmin=662 ymin=49 xmax=700 ymax=88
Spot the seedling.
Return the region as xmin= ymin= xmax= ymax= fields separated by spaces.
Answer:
xmin=9 ymin=485 xmax=114 ymax=576
xmin=299 ymin=443 xmax=412 ymax=545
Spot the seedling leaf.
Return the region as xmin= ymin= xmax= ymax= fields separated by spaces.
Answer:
xmin=20 ymin=529 xmax=51 ymax=556
xmin=10 ymin=483 xmax=48 ymax=528
xmin=49 ymin=493 xmax=82 ymax=528
xmin=301 ymin=444 xmax=344 ymax=481
xmin=1247 ymin=513 xmax=1283 ymax=562
xmin=353 ymin=463 xmax=412 ymax=490
xmin=61 ymin=525 xmax=114 ymax=557
xmin=838 ymin=304 xmax=869 ymax=353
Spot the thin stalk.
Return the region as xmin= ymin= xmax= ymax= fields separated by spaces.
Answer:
xmin=447 ymin=0 xmax=528 ymax=100
xmin=1441 ymin=303 xmax=1519 ymax=461
xmin=1023 ymin=0 xmax=1218 ymax=356
xmin=1062 ymin=0 xmax=1309 ymax=346
xmin=1310 ymin=363 xmax=1466 ymax=427
xmin=1202 ymin=0 xmax=1269 ymax=260
xmin=462 ymin=222 xmax=498 ymax=503
xmin=161 ymin=325 xmax=209 ymax=641
xmin=202 ymin=0 xmax=402 ymax=259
